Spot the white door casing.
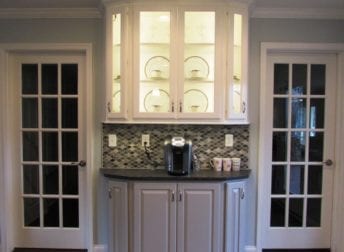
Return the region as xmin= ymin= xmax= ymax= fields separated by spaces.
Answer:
xmin=258 ymin=51 xmax=337 ymax=249
xmin=0 ymin=44 xmax=93 ymax=252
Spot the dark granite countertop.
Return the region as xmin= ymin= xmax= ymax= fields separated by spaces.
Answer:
xmin=100 ymin=168 xmax=251 ymax=181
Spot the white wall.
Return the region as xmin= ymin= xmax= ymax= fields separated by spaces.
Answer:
xmin=247 ymin=18 xmax=344 ymax=247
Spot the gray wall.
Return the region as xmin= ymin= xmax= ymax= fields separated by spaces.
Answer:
xmin=247 ymin=18 xmax=344 ymax=246
xmin=1 ymin=16 xmax=344 ymax=249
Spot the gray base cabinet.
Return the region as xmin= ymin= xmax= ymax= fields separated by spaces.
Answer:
xmin=107 ymin=180 xmax=245 ymax=252
xmin=133 ymin=182 xmax=223 ymax=252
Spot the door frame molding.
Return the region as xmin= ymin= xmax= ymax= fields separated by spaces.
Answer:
xmin=257 ymin=42 xmax=344 ymax=252
xmin=0 ymin=43 xmax=94 ymax=252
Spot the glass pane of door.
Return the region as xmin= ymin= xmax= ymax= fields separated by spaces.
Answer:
xmin=21 ymin=63 xmax=80 ymax=228
xmin=139 ymin=11 xmax=171 ymax=113
xmin=270 ymin=62 xmax=328 ymax=228
xmin=183 ymin=11 xmax=215 ymax=113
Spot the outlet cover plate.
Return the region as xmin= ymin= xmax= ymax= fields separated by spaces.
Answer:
xmin=108 ymin=134 xmax=117 ymax=147
xmin=225 ymin=134 xmax=233 ymax=147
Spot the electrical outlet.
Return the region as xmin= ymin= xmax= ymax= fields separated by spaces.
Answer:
xmin=108 ymin=134 xmax=117 ymax=147
xmin=142 ymin=134 xmax=150 ymax=147
xmin=225 ymin=134 xmax=233 ymax=147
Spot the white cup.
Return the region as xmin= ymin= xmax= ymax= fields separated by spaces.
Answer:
xmin=231 ymin=157 xmax=241 ymax=171
xmin=222 ymin=158 xmax=232 ymax=172
xmin=210 ymin=157 xmax=222 ymax=171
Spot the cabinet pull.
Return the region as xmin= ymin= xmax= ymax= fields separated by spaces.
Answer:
xmin=171 ymin=191 xmax=175 ymax=202
xmin=240 ymin=188 xmax=245 ymax=199
xmin=108 ymin=189 xmax=112 ymax=199
xmin=179 ymin=102 xmax=182 ymax=113
xmin=107 ymin=102 xmax=111 ymax=113
xmin=171 ymin=102 xmax=175 ymax=112
xmin=179 ymin=191 xmax=182 ymax=201
xmin=242 ymin=101 xmax=246 ymax=114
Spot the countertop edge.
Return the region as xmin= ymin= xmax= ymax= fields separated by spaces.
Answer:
xmin=100 ymin=168 xmax=251 ymax=181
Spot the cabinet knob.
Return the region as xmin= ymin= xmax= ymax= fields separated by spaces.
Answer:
xmin=240 ymin=188 xmax=245 ymax=199
xmin=242 ymin=101 xmax=246 ymax=114
xmin=171 ymin=191 xmax=175 ymax=202
xmin=179 ymin=191 xmax=182 ymax=201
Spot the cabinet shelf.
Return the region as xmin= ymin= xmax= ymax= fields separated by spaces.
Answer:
xmin=140 ymin=43 xmax=170 ymax=47
xmin=185 ymin=79 xmax=214 ymax=83
xmin=140 ymin=79 xmax=169 ymax=83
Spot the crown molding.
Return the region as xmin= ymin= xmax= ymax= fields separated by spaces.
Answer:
xmin=0 ymin=8 xmax=102 ymax=19
xmin=251 ymin=7 xmax=344 ymax=20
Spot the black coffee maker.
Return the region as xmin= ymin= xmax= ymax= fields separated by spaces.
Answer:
xmin=164 ymin=137 xmax=192 ymax=175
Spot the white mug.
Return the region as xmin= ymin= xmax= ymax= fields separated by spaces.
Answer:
xmin=222 ymin=158 xmax=232 ymax=172
xmin=210 ymin=157 xmax=222 ymax=171
xmin=231 ymin=157 xmax=241 ymax=171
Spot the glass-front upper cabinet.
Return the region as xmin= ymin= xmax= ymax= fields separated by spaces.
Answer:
xmin=105 ymin=2 xmax=248 ymax=123
xmin=133 ymin=7 xmax=223 ymax=119
xmin=106 ymin=7 xmax=128 ymax=119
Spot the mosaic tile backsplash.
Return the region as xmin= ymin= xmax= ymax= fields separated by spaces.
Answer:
xmin=102 ymin=124 xmax=249 ymax=170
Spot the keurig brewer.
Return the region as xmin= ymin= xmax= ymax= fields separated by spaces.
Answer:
xmin=164 ymin=137 xmax=192 ymax=175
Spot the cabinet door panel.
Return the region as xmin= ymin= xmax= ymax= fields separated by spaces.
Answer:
xmin=177 ymin=183 xmax=222 ymax=252
xmin=133 ymin=9 xmax=175 ymax=119
xmin=225 ymin=181 xmax=245 ymax=252
xmin=133 ymin=183 xmax=177 ymax=252
xmin=108 ymin=181 xmax=128 ymax=252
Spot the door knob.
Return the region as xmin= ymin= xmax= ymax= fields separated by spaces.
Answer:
xmin=323 ymin=159 xmax=333 ymax=166
xmin=70 ymin=160 xmax=87 ymax=167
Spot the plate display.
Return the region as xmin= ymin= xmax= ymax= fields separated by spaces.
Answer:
xmin=144 ymin=89 xmax=169 ymax=112
xmin=144 ymin=56 xmax=170 ymax=80
xmin=184 ymin=56 xmax=209 ymax=80
xmin=183 ymin=89 xmax=208 ymax=112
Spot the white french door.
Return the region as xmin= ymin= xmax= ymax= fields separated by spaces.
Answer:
xmin=11 ymin=54 xmax=87 ymax=248
xmin=259 ymin=53 xmax=337 ymax=249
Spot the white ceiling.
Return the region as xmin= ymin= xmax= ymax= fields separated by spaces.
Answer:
xmin=0 ymin=0 xmax=100 ymax=8
xmin=0 ymin=0 xmax=343 ymax=9
xmin=0 ymin=0 xmax=343 ymax=20
xmin=255 ymin=0 xmax=344 ymax=9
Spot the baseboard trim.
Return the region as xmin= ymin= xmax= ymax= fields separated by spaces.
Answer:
xmin=245 ymin=245 xmax=257 ymax=252
xmin=93 ymin=245 xmax=107 ymax=252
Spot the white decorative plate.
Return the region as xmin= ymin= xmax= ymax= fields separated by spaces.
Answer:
xmin=145 ymin=56 xmax=170 ymax=80
xmin=184 ymin=56 xmax=209 ymax=80
xmin=183 ymin=89 xmax=208 ymax=112
xmin=144 ymin=89 xmax=170 ymax=112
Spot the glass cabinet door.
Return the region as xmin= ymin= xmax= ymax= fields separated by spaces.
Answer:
xmin=182 ymin=11 xmax=216 ymax=115
xmin=107 ymin=8 xmax=127 ymax=118
xmin=135 ymin=11 xmax=172 ymax=116
xmin=228 ymin=11 xmax=247 ymax=121
xmin=112 ymin=13 xmax=121 ymax=113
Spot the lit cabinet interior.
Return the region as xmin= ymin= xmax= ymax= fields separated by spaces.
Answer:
xmin=105 ymin=2 xmax=248 ymax=123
